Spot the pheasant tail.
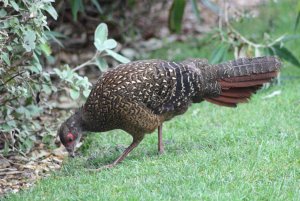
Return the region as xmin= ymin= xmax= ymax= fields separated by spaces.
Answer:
xmin=205 ymin=56 xmax=281 ymax=107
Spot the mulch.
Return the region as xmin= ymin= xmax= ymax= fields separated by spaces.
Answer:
xmin=0 ymin=145 xmax=67 ymax=197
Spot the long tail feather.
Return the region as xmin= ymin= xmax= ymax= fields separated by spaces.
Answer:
xmin=205 ymin=56 xmax=281 ymax=107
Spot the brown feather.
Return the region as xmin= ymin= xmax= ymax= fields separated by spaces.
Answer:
xmin=219 ymin=79 xmax=272 ymax=87
xmin=211 ymin=96 xmax=248 ymax=104
xmin=221 ymin=88 xmax=256 ymax=98
xmin=222 ymin=71 xmax=278 ymax=82
xmin=209 ymin=69 xmax=278 ymax=107
xmin=205 ymin=98 xmax=237 ymax=107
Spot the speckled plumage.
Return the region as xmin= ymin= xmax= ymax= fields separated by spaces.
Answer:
xmin=82 ymin=59 xmax=211 ymax=134
xmin=58 ymin=56 xmax=281 ymax=168
xmin=81 ymin=56 xmax=280 ymax=133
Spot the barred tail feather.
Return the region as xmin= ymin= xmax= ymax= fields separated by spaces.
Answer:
xmin=205 ymin=56 xmax=281 ymax=107
xmin=215 ymin=56 xmax=281 ymax=78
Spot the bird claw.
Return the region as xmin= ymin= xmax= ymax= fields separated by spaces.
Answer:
xmin=88 ymin=164 xmax=115 ymax=172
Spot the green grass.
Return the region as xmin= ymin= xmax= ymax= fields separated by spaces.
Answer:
xmin=4 ymin=0 xmax=300 ymax=200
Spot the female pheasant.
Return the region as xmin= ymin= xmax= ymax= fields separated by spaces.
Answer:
xmin=58 ymin=56 xmax=281 ymax=169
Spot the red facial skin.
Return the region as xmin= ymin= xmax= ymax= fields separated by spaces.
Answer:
xmin=65 ymin=133 xmax=76 ymax=157
xmin=66 ymin=133 xmax=75 ymax=145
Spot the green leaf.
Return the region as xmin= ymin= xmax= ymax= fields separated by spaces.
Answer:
xmin=28 ymin=53 xmax=42 ymax=73
xmin=1 ymin=120 xmax=16 ymax=132
xmin=91 ymin=0 xmax=103 ymax=13
xmin=42 ymin=84 xmax=52 ymax=95
xmin=51 ymin=85 xmax=58 ymax=92
xmin=83 ymin=89 xmax=90 ymax=98
xmin=20 ymin=138 xmax=34 ymax=153
xmin=0 ymin=9 xmax=7 ymax=17
xmin=45 ymin=31 xmax=66 ymax=47
xmin=10 ymin=0 xmax=19 ymax=11
xmin=281 ymin=34 xmax=300 ymax=42
xmin=53 ymin=68 xmax=62 ymax=77
xmin=168 ymin=0 xmax=186 ymax=33
xmin=1 ymin=52 xmax=10 ymax=65
xmin=105 ymin=49 xmax=130 ymax=64
xmin=7 ymin=46 xmax=12 ymax=51
xmin=254 ymin=47 xmax=262 ymax=57
xmin=95 ymin=57 xmax=108 ymax=71
xmin=23 ymin=30 xmax=36 ymax=52
xmin=209 ymin=44 xmax=228 ymax=64
xmin=40 ymin=43 xmax=52 ymax=56
xmin=16 ymin=106 xmax=30 ymax=117
xmin=103 ymin=39 xmax=117 ymax=50
xmin=70 ymin=88 xmax=80 ymax=100
xmin=93 ymin=24 xmax=113 ymax=51
xmin=43 ymin=4 xmax=58 ymax=20
xmin=95 ymin=38 xmax=117 ymax=52
xmin=43 ymin=73 xmax=51 ymax=82
xmin=7 ymin=120 xmax=16 ymax=128
xmin=70 ymin=0 xmax=84 ymax=21
xmin=65 ymin=69 xmax=75 ymax=83
xmin=75 ymin=77 xmax=84 ymax=86
xmin=27 ymin=105 xmax=43 ymax=116
xmin=29 ymin=65 xmax=41 ymax=73
xmin=42 ymin=134 xmax=53 ymax=145
xmin=270 ymin=45 xmax=300 ymax=67
xmin=191 ymin=0 xmax=201 ymax=22
xmin=94 ymin=23 xmax=108 ymax=45
xmin=94 ymin=39 xmax=104 ymax=51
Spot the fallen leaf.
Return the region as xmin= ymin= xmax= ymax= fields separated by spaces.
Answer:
xmin=30 ymin=150 xmax=50 ymax=161
xmin=0 ymin=159 xmax=10 ymax=169
xmin=52 ymin=145 xmax=68 ymax=157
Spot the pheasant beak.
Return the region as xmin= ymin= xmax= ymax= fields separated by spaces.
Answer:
xmin=66 ymin=144 xmax=76 ymax=158
xmin=69 ymin=151 xmax=75 ymax=157
xmin=68 ymin=149 xmax=75 ymax=157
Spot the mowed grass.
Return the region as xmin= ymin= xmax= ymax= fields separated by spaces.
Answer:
xmin=4 ymin=66 xmax=300 ymax=201
xmin=4 ymin=0 xmax=300 ymax=200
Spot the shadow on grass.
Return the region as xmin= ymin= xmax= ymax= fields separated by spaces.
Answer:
xmin=67 ymin=133 xmax=218 ymax=171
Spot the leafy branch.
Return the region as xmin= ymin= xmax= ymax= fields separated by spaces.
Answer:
xmin=53 ymin=23 xmax=130 ymax=100
xmin=213 ymin=1 xmax=300 ymax=67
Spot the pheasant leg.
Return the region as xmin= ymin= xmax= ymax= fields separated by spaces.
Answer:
xmin=158 ymin=125 xmax=164 ymax=154
xmin=91 ymin=137 xmax=143 ymax=171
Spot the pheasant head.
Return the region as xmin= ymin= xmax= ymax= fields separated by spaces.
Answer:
xmin=58 ymin=111 xmax=83 ymax=157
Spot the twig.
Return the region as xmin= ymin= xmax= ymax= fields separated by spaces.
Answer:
xmin=0 ymin=71 xmax=25 ymax=87
xmin=229 ymin=26 xmax=286 ymax=48
xmin=72 ymin=60 xmax=94 ymax=72
xmin=0 ymin=168 xmax=18 ymax=172
xmin=72 ymin=53 xmax=98 ymax=72
xmin=0 ymin=171 xmax=23 ymax=176
xmin=11 ymin=52 xmax=33 ymax=67
xmin=0 ymin=30 xmax=8 ymax=37
xmin=217 ymin=1 xmax=286 ymax=56
xmin=0 ymin=96 xmax=18 ymax=106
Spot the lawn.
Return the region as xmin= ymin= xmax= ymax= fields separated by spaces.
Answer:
xmin=4 ymin=1 xmax=300 ymax=200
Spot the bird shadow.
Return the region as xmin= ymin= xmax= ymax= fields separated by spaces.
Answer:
xmin=83 ymin=138 xmax=216 ymax=169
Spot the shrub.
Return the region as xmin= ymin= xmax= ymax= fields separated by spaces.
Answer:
xmin=0 ymin=1 xmax=129 ymax=154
